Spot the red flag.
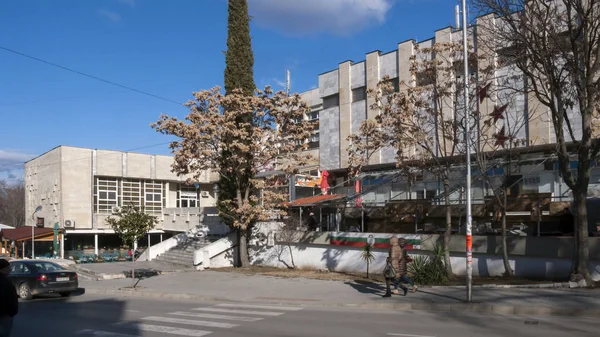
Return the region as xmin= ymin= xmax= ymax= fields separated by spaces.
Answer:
xmin=355 ymin=179 xmax=362 ymax=207
xmin=320 ymin=169 xmax=329 ymax=195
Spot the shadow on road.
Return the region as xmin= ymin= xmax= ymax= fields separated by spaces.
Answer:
xmin=344 ymin=280 xmax=386 ymax=295
xmin=12 ymin=288 xmax=143 ymax=336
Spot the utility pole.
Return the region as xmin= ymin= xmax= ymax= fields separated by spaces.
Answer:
xmin=460 ymin=0 xmax=473 ymax=303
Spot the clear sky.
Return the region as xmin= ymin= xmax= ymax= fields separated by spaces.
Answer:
xmin=0 ymin=0 xmax=461 ymax=183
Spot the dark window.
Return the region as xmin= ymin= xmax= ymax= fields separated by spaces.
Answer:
xmin=323 ymin=94 xmax=339 ymax=109
xmin=352 ymin=87 xmax=367 ymax=102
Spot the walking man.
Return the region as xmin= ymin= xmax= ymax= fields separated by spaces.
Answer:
xmin=397 ymin=238 xmax=418 ymax=294
xmin=0 ymin=259 xmax=18 ymax=337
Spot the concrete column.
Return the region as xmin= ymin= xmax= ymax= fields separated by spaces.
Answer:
xmin=398 ymin=40 xmax=416 ymax=157
xmin=365 ymin=50 xmax=381 ymax=165
xmin=60 ymin=234 xmax=65 ymax=259
xmin=338 ymin=60 xmax=352 ymax=168
xmin=160 ymin=234 xmax=163 ymax=242
xmin=147 ymin=234 xmax=151 ymax=261
xmin=94 ymin=234 xmax=98 ymax=256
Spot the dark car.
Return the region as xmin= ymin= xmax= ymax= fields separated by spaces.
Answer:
xmin=8 ymin=260 xmax=78 ymax=300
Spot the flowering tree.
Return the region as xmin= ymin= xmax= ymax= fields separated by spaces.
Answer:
xmin=348 ymin=41 xmax=488 ymax=276
xmin=152 ymin=86 xmax=315 ymax=267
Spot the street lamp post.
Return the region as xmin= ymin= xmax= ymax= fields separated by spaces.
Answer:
xmin=32 ymin=205 xmax=42 ymax=259
xmin=460 ymin=0 xmax=473 ymax=303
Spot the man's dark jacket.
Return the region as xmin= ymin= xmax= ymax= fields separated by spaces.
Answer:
xmin=0 ymin=275 xmax=18 ymax=317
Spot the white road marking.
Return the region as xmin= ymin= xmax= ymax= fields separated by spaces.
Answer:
xmin=216 ymin=303 xmax=304 ymax=311
xmin=113 ymin=322 xmax=212 ymax=336
xmin=192 ymin=307 xmax=284 ymax=316
xmin=169 ymin=311 xmax=264 ymax=322
xmin=142 ymin=316 xmax=238 ymax=328
xmin=75 ymin=329 xmax=138 ymax=337
xmin=387 ymin=333 xmax=436 ymax=337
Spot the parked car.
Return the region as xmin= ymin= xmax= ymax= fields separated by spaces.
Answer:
xmin=8 ymin=260 xmax=78 ymax=300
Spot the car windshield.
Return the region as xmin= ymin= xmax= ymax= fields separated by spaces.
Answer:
xmin=31 ymin=262 xmax=66 ymax=272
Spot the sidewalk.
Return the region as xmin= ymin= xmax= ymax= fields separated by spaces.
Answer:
xmin=80 ymin=270 xmax=600 ymax=317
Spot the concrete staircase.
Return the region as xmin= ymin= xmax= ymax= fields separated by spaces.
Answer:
xmin=152 ymin=237 xmax=214 ymax=267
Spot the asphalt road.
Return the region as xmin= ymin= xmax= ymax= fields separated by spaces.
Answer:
xmin=11 ymin=293 xmax=599 ymax=337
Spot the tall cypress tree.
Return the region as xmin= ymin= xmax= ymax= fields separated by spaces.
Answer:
xmin=224 ymin=0 xmax=255 ymax=96
xmin=218 ymin=0 xmax=256 ymax=267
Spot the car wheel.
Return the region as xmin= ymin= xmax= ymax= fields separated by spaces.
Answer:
xmin=59 ymin=292 xmax=72 ymax=297
xmin=19 ymin=283 xmax=33 ymax=300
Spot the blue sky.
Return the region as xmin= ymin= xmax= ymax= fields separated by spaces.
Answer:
xmin=0 ymin=0 xmax=460 ymax=183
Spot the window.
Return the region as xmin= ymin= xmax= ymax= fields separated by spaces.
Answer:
xmin=94 ymin=177 xmax=118 ymax=213
xmin=322 ymin=94 xmax=339 ymax=109
xmin=416 ymin=190 xmax=425 ymax=199
xmin=177 ymin=185 xmax=198 ymax=208
xmin=10 ymin=263 xmax=31 ymax=274
xmin=308 ymin=110 xmax=320 ymax=121
xmin=426 ymin=190 xmax=436 ymax=200
xmin=308 ymin=132 xmax=319 ymax=144
xmin=144 ymin=181 xmax=163 ymax=213
xmin=352 ymin=87 xmax=367 ymax=102
xmin=121 ymin=179 xmax=141 ymax=207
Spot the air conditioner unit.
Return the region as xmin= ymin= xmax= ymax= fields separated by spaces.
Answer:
xmin=111 ymin=206 xmax=121 ymax=214
xmin=64 ymin=220 xmax=75 ymax=228
xmin=200 ymin=191 xmax=210 ymax=198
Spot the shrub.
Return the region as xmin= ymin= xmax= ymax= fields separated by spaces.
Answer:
xmin=408 ymin=243 xmax=449 ymax=285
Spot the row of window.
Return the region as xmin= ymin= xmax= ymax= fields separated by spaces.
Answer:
xmin=94 ymin=178 xmax=200 ymax=214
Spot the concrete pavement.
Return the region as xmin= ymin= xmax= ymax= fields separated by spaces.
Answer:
xmin=79 ymin=270 xmax=600 ymax=317
xmin=73 ymin=261 xmax=195 ymax=280
xmin=12 ymin=293 xmax=599 ymax=337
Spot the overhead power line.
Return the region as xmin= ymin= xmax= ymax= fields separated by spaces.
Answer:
xmin=0 ymin=46 xmax=184 ymax=106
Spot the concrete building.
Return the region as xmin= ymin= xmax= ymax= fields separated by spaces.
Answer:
xmin=24 ymin=145 xmax=228 ymax=258
xmin=289 ymin=19 xmax=600 ymax=234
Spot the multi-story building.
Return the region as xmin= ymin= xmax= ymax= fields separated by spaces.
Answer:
xmin=24 ymin=145 xmax=228 ymax=258
xmin=289 ymin=20 xmax=600 ymax=235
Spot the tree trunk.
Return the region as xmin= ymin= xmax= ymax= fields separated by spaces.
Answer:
xmin=501 ymin=193 xmax=514 ymax=276
xmin=238 ymin=228 xmax=250 ymax=267
xmin=131 ymin=240 xmax=136 ymax=287
xmin=366 ymin=260 xmax=370 ymax=279
xmin=571 ymin=190 xmax=593 ymax=285
xmin=287 ymin=243 xmax=296 ymax=269
xmin=443 ymin=180 xmax=453 ymax=277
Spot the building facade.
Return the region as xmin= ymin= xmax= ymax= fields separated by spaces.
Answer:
xmin=291 ymin=19 xmax=600 ymax=235
xmin=24 ymin=145 xmax=228 ymax=258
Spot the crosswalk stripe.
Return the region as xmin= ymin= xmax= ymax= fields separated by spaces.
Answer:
xmin=192 ymin=307 xmax=284 ymax=316
xmin=113 ymin=322 xmax=212 ymax=336
xmin=216 ymin=303 xmax=304 ymax=311
xmin=169 ymin=311 xmax=264 ymax=322
xmin=75 ymin=329 xmax=138 ymax=337
xmin=142 ymin=316 xmax=238 ymax=328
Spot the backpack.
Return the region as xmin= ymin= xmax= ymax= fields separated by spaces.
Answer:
xmin=383 ymin=261 xmax=397 ymax=279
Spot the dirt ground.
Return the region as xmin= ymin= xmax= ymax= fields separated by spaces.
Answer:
xmin=213 ymin=266 xmax=562 ymax=286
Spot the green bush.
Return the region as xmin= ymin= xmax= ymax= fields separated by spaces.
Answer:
xmin=408 ymin=243 xmax=449 ymax=285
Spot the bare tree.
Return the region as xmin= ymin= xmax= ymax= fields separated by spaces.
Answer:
xmin=348 ymin=41 xmax=492 ymax=276
xmin=470 ymin=0 xmax=600 ymax=285
xmin=0 ymin=179 xmax=25 ymax=228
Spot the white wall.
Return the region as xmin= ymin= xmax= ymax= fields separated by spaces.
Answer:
xmin=250 ymin=242 xmax=600 ymax=282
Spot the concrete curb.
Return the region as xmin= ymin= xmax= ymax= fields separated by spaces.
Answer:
xmin=83 ymin=288 xmax=599 ymax=318
xmin=429 ymin=282 xmax=573 ymax=289
xmin=74 ymin=266 xmax=195 ymax=280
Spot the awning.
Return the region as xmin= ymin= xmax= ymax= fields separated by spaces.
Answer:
xmin=287 ymin=194 xmax=346 ymax=207
xmin=1 ymin=227 xmax=61 ymax=242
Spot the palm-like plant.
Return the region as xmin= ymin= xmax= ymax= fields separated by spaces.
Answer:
xmin=361 ymin=244 xmax=376 ymax=278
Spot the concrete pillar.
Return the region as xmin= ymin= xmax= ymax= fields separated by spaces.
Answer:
xmin=60 ymin=234 xmax=65 ymax=259
xmin=338 ymin=60 xmax=352 ymax=168
xmin=160 ymin=234 xmax=163 ymax=242
xmin=147 ymin=234 xmax=151 ymax=261
xmin=365 ymin=50 xmax=381 ymax=165
xmin=94 ymin=234 xmax=98 ymax=256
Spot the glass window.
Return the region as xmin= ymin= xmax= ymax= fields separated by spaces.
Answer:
xmin=322 ymin=94 xmax=339 ymax=109
xmin=94 ymin=177 xmax=119 ymax=213
xmin=177 ymin=185 xmax=198 ymax=208
xmin=352 ymin=87 xmax=367 ymax=102
xmin=144 ymin=181 xmax=163 ymax=213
